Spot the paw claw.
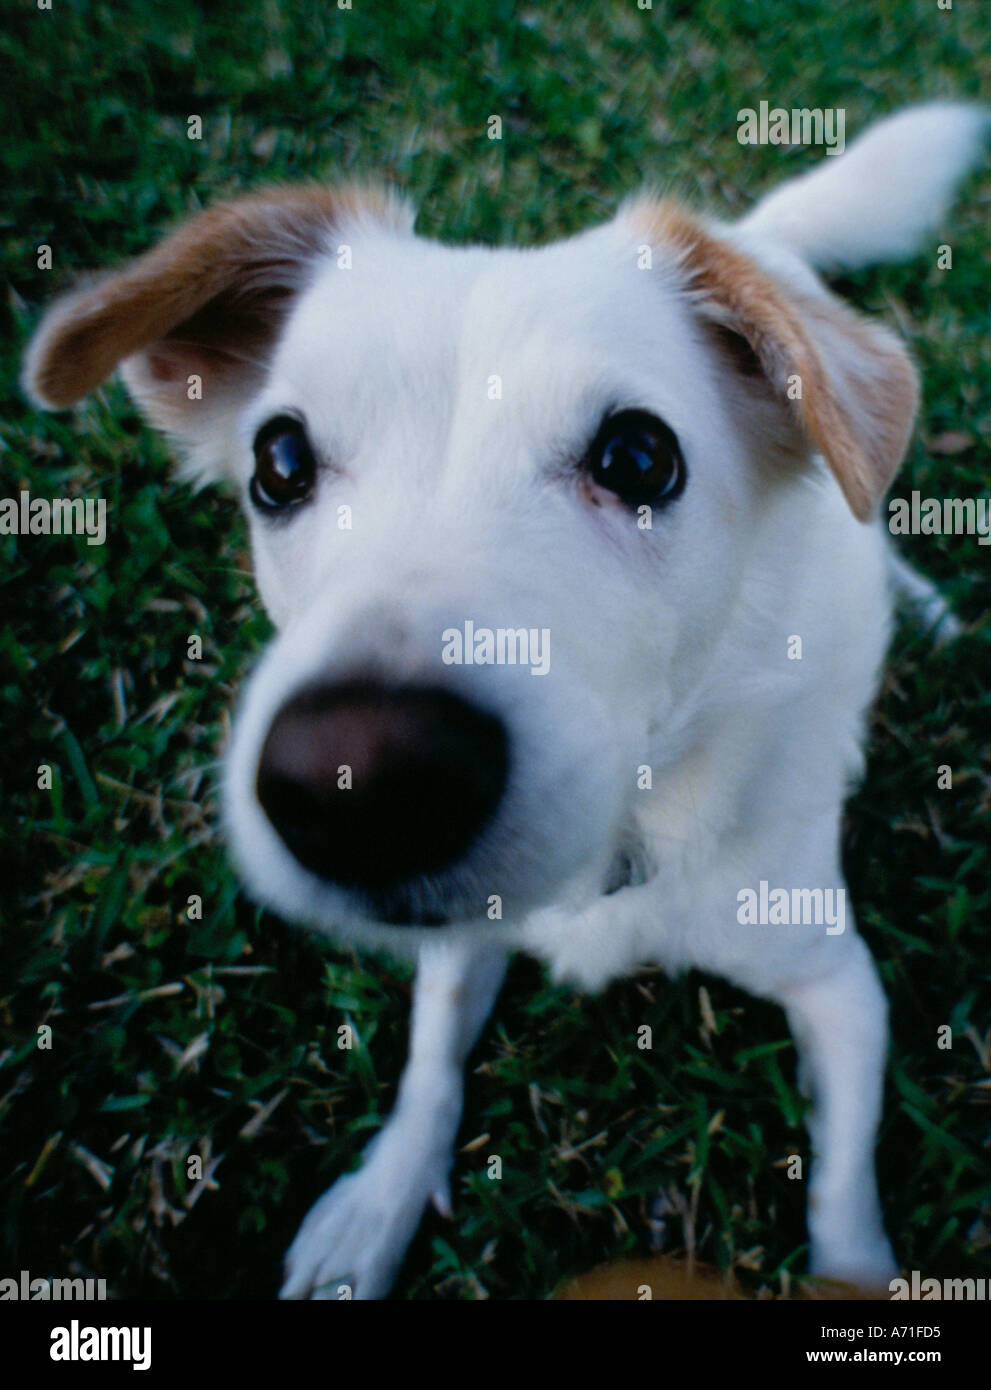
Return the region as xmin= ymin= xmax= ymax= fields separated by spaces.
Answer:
xmin=431 ymin=1182 xmax=453 ymax=1219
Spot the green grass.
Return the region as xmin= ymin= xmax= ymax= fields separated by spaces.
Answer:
xmin=2 ymin=0 xmax=989 ymax=1299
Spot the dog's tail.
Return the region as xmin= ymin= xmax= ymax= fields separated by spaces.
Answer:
xmin=739 ymin=102 xmax=989 ymax=272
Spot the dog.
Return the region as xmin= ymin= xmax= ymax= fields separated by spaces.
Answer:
xmin=23 ymin=102 xmax=987 ymax=1299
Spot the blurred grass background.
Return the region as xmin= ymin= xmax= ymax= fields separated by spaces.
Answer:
xmin=1 ymin=0 xmax=989 ymax=1299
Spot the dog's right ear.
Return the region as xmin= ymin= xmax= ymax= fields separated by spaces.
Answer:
xmin=22 ymin=185 xmax=411 ymax=478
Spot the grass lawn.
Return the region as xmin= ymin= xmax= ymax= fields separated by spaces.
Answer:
xmin=2 ymin=0 xmax=989 ymax=1299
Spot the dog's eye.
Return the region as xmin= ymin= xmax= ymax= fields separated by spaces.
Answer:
xmin=586 ymin=410 xmax=686 ymax=507
xmin=250 ymin=416 xmax=317 ymax=513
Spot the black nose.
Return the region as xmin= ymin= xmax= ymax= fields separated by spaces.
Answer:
xmin=255 ymin=682 xmax=509 ymax=891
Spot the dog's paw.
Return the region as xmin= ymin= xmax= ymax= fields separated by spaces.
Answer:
xmin=280 ymin=1126 xmax=452 ymax=1300
xmin=809 ymin=1236 xmax=899 ymax=1295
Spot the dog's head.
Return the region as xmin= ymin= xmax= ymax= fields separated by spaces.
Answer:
xmin=23 ymin=181 xmax=917 ymax=952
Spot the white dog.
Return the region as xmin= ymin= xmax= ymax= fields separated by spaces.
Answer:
xmin=24 ymin=103 xmax=987 ymax=1299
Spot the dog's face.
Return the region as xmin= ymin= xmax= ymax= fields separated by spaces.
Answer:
xmin=225 ymin=212 xmax=759 ymax=942
xmin=24 ymin=186 xmax=917 ymax=952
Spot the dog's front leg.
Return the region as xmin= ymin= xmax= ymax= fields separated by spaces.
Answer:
xmin=529 ymin=874 xmax=897 ymax=1287
xmin=777 ymin=936 xmax=897 ymax=1289
xmin=281 ymin=939 xmax=507 ymax=1300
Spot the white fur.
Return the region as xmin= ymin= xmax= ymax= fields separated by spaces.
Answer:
xmin=27 ymin=104 xmax=986 ymax=1298
xmin=219 ymin=108 xmax=982 ymax=1297
xmin=740 ymin=101 xmax=990 ymax=270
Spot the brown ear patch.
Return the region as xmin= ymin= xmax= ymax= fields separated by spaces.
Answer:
xmin=627 ymin=198 xmax=918 ymax=521
xmin=23 ymin=184 xmax=410 ymax=411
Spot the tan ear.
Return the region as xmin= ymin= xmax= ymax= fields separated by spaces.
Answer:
xmin=22 ymin=184 xmax=412 ymax=466
xmin=629 ymin=200 xmax=919 ymax=521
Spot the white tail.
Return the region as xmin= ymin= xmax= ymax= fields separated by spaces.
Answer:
xmin=739 ymin=102 xmax=989 ymax=271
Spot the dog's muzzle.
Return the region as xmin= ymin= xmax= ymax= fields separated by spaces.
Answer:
xmin=255 ymin=680 xmax=509 ymax=906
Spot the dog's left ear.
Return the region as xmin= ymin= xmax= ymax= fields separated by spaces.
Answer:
xmin=632 ymin=201 xmax=918 ymax=521
xmin=22 ymin=185 xmax=410 ymax=478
